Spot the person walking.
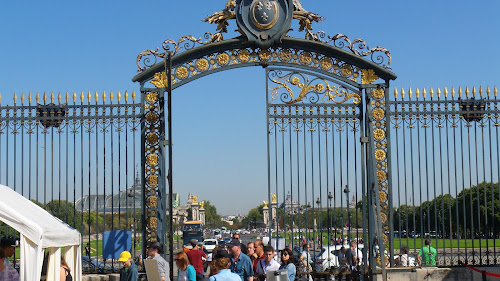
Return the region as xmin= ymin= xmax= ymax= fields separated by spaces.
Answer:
xmin=228 ymin=239 xmax=254 ymax=281
xmin=279 ymin=248 xmax=296 ymax=281
xmin=186 ymin=239 xmax=207 ymax=281
xmin=0 ymin=247 xmax=19 ymax=281
xmin=176 ymin=252 xmax=196 ymax=281
xmin=147 ymin=241 xmax=170 ymax=281
xmin=208 ymin=249 xmax=241 ymax=281
xmin=118 ymin=251 xmax=138 ymax=281
xmin=417 ymin=239 xmax=437 ymax=266
xmin=255 ymin=246 xmax=280 ymax=281
xmin=84 ymin=242 xmax=96 ymax=257
xmin=299 ymin=244 xmax=312 ymax=281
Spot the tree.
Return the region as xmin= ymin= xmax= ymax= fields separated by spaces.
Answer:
xmin=242 ymin=205 xmax=264 ymax=228
xmin=45 ymin=200 xmax=84 ymax=232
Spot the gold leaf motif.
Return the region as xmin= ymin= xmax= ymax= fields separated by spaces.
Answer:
xmin=379 ymin=191 xmax=387 ymax=203
xmin=196 ymin=58 xmax=209 ymax=71
xmin=377 ymin=170 xmax=387 ymax=182
xmin=373 ymin=108 xmax=385 ymax=120
xmin=258 ymin=50 xmax=271 ymax=61
xmin=147 ymin=175 xmax=158 ymax=187
xmin=175 ymin=66 xmax=189 ymax=79
xmin=151 ymin=72 xmax=168 ymax=88
xmin=147 ymin=196 xmax=158 ymax=208
xmin=315 ymin=84 xmax=324 ymax=91
xmin=380 ymin=212 xmax=387 ymax=223
xmin=280 ymin=49 xmax=292 ymax=62
xmin=375 ymin=149 xmax=386 ymax=161
xmin=299 ymin=52 xmax=312 ymax=64
xmin=147 ymin=133 xmax=159 ymax=145
xmin=217 ymin=53 xmax=230 ymax=65
xmin=320 ymin=58 xmax=332 ymax=70
xmin=291 ymin=76 xmax=300 ymax=85
xmin=148 ymin=217 xmax=158 ymax=229
xmin=238 ymin=50 xmax=250 ymax=62
xmin=382 ymin=233 xmax=388 ymax=245
xmin=146 ymin=112 xmax=159 ymax=123
xmin=340 ymin=65 xmax=352 ymax=77
xmin=146 ymin=93 xmax=158 ymax=103
xmin=147 ymin=154 xmax=159 ymax=166
xmin=361 ymin=69 xmax=378 ymax=84
xmin=372 ymin=88 xmax=384 ymax=99
xmin=373 ymin=128 xmax=385 ymax=140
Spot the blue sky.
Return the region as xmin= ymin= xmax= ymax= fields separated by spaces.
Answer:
xmin=0 ymin=1 xmax=499 ymax=215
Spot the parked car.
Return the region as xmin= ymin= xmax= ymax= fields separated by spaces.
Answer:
xmin=203 ymin=238 xmax=218 ymax=252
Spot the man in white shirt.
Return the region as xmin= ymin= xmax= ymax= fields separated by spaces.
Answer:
xmin=255 ymin=246 xmax=280 ymax=281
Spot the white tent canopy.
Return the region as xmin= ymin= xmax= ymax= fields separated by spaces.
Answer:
xmin=0 ymin=184 xmax=82 ymax=281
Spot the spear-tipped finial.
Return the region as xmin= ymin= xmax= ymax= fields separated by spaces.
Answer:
xmin=117 ymin=90 xmax=121 ymax=102
xmin=423 ymin=88 xmax=427 ymax=98
xmin=110 ymin=90 xmax=114 ymax=102
xmin=430 ymin=87 xmax=434 ymax=98
xmin=444 ymin=87 xmax=448 ymax=98
xmin=451 ymin=87 xmax=455 ymax=98
xmin=50 ymin=92 xmax=54 ymax=103
xmin=472 ymin=86 xmax=477 ymax=97
xmin=65 ymin=92 xmax=69 ymax=103
xmin=466 ymin=87 xmax=470 ymax=98
xmin=408 ymin=88 xmax=413 ymax=99
xmin=36 ymin=92 xmax=40 ymax=103
xmin=87 ymin=91 xmax=91 ymax=102
xmin=0 ymin=93 xmax=2 ymax=105
xmin=102 ymin=91 xmax=106 ymax=102
xmin=13 ymin=92 xmax=18 ymax=104
xmin=132 ymin=90 xmax=136 ymax=101
xmin=43 ymin=92 xmax=47 ymax=104
xmin=437 ymin=87 xmax=441 ymax=98
xmin=416 ymin=88 xmax=420 ymax=99
xmin=124 ymin=91 xmax=128 ymax=101
xmin=80 ymin=91 xmax=84 ymax=103
xmin=28 ymin=92 xmax=32 ymax=104
xmin=95 ymin=91 xmax=99 ymax=102
xmin=487 ymin=86 xmax=491 ymax=98
xmin=21 ymin=92 xmax=25 ymax=104
xmin=495 ymin=86 xmax=498 ymax=98
xmin=58 ymin=92 xmax=61 ymax=104
xmin=73 ymin=92 xmax=77 ymax=103
xmin=458 ymin=86 xmax=463 ymax=98
xmin=479 ymin=86 xmax=483 ymax=98
xmin=393 ymin=88 xmax=398 ymax=99
xmin=401 ymin=88 xmax=405 ymax=99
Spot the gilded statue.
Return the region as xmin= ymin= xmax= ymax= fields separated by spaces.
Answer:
xmin=263 ymin=200 xmax=268 ymax=208
xmin=200 ymin=201 xmax=205 ymax=209
xmin=192 ymin=195 xmax=198 ymax=204
xmin=272 ymin=193 xmax=277 ymax=203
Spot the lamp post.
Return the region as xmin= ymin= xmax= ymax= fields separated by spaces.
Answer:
xmin=344 ymin=185 xmax=351 ymax=243
xmin=328 ymin=192 xmax=333 ymax=246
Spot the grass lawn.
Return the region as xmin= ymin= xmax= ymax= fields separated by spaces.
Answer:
xmin=392 ymin=238 xmax=500 ymax=252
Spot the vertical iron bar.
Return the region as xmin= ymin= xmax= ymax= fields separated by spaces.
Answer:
xmin=166 ymin=52 xmax=174 ymax=281
xmin=266 ymin=68 xmax=272 ymax=239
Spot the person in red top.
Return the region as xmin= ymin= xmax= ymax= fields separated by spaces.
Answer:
xmin=186 ymin=239 xmax=207 ymax=281
xmin=252 ymin=240 xmax=265 ymax=273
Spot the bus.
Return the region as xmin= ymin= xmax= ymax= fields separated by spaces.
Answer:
xmin=182 ymin=221 xmax=204 ymax=246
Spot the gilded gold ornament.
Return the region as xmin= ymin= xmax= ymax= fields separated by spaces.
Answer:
xmin=175 ymin=66 xmax=189 ymax=79
xmin=258 ymin=50 xmax=271 ymax=60
xmin=382 ymin=233 xmax=388 ymax=244
xmin=373 ymin=128 xmax=385 ymax=141
xmin=217 ymin=53 xmax=230 ymax=65
xmin=196 ymin=58 xmax=209 ymax=71
xmin=315 ymin=84 xmax=324 ymax=91
xmin=147 ymin=154 xmax=159 ymax=166
xmin=146 ymin=112 xmax=159 ymax=124
xmin=372 ymin=88 xmax=384 ymax=99
xmin=377 ymin=170 xmax=387 ymax=182
xmin=147 ymin=175 xmax=158 ymax=187
xmin=238 ymin=50 xmax=250 ymax=62
xmin=379 ymin=191 xmax=387 ymax=202
xmin=146 ymin=93 xmax=158 ymax=103
xmin=320 ymin=58 xmax=332 ymax=70
xmin=280 ymin=49 xmax=292 ymax=62
xmin=373 ymin=108 xmax=385 ymax=120
xmin=361 ymin=69 xmax=378 ymax=84
xmin=300 ymin=52 xmax=312 ymax=64
xmin=380 ymin=212 xmax=387 ymax=224
xmin=147 ymin=196 xmax=158 ymax=208
xmin=148 ymin=217 xmax=158 ymax=229
xmin=147 ymin=133 xmax=159 ymax=145
xmin=340 ymin=65 xmax=353 ymax=77
xmin=375 ymin=149 xmax=386 ymax=161
xmin=291 ymin=76 xmax=300 ymax=85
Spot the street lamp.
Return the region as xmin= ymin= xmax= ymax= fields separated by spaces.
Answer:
xmin=344 ymin=185 xmax=351 ymax=243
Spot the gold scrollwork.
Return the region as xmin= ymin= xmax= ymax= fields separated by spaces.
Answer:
xmin=372 ymin=88 xmax=384 ymax=99
xmin=280 ymin=49 xmax=292 ymax=62
xmin=146 ymin=93 xmax=158 ymax=104
xmin=147 ymin=175 xmax=158 ymax=187
xmin=196 ymin=58 xmax=209 ymax=71
xmin=147 ymin=154 xmax=159 ymax=166
xmin=373 ymin=128 xmax=385 ymax=141
xmin=320 ymin=58 xmax=333 ymax=70
xmin=340 ymin=65 xmax=353 ymax=77
xmin=361 ymin=69 xmax=378 ymax=84
xmin=299 ymin=52 xmax=312 ymax=65
xmin=373 ymin=108 xmax=385 ymax=120
xmin=217 ymin=53 xmax=230 ymax=65
xmin=258 ymin=50 xmax=271 ymax=61
xmin=147 ymin=133 xmax=159 ymax=145
xmin=151 ymin=72 xmax=168 ymax=88
xmin=176 ymin=66 xmax=189 ymax=79
xmin=147 ymin=196 xmax=158 ymax=208
xmin=269 ymin=73 xmax=361 ymax=104
xmin=382 ymin=233 xmax=388 ymax=244
xmin=375 ymin=149 xmax=386 ymax=161
xmin=379 ymin=190 xmax=387 ymax=202
xmin=380 ymin=212 xmax=387 ymax=224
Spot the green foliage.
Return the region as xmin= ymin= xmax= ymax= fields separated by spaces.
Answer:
xmin=44 ymin=200 xmax=84 ymax=232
